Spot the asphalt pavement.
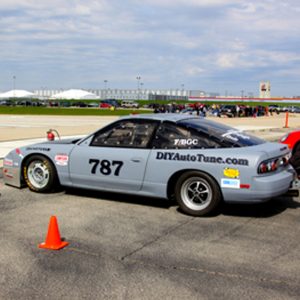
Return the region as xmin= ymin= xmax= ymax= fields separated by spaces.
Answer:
xmin=1 ymin=114 xmax=300 ymax=299
xmin=0 ymin=184 xmax=300 ymax=299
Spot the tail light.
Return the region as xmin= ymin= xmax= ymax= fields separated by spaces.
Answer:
xmin=258 ymin=153 xmax=290 ymax=174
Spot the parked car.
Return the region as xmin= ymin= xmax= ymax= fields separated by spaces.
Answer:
xmin=292 ymin=106 xmax=300 ymax=113
xmin=99 ymin=102 xmax=112 ymax=108
xmin=121 ymin=101 xmax=139 ymax=108
xmin=3 ymin=114 xmax=294 ymax=216
xmin=180 ymin=108 xmax=197 ymax=115
xmin=17 ymin=100 xmax=33 ymax=106
xmin=101 ymin=99 xmax=119 ymax=107
xmin=219 ymin=105 xmax=237 ymax=117
xmin=72 ymin=102 xmax=87 ymax=107
xmin=87 ymin=102 xmax=100 ymax=108
xmin=268 ymin=105 xmax=280 ymax=114
xmin=285 ymin=106 xmax=300 ymax=113
xmin=0 ymin=100 xmax=14 ymax=106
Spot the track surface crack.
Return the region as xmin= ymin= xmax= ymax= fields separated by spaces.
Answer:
xmin=121 ymin=218 xmax=194 ymax=261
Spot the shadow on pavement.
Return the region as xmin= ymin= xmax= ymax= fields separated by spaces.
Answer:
xmin=65 ymin=187 xmax=176 ymax=210
xmin=220 ymin=196 xmax=300 ymax=218
xmin=64 ymin=187 xmax=300 ymax=218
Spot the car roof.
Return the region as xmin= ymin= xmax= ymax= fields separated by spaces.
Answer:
xmin=119 ymin=113 xmax=241 ymax=131
xmin=120 ymin=113 xmax=201 ymax=123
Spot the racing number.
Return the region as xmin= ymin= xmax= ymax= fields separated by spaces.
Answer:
xmin=89 ymin=159 xmax=124 ymax=176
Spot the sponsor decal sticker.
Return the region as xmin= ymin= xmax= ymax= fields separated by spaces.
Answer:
xmin=223 ymin=168 xmax=239 ymax=178
xmin=54 ymin=154 xmax=69 ymax=166
xmin=221 ymin=178 xmax=240 ymax=189
xmin=156 ymin=151 xmax=249 ymax=166
xmin=26 ymin=147 xmax=51 ymax=151
xmin=221 ymin=130 xmax=251 ymax=142
xmin=174 ymin=139 xmax=199 ymax=146
xmin=4 ymin=158 xmax=13 ymax=166
xmin=3 ymin=169 xmax=14 ymax=178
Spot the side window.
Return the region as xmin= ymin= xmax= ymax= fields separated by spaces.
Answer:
xmin=130 ymin=122 xmax=157 ymax=148
xmin=152 ymin=122 xmax=222 ymax=149
xmin=91 ymin=120 xmax=157 ymax=148
xmin=152 ymin=122 xmax=189 ymax=149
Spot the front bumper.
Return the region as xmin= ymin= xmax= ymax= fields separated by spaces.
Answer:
xmin=3 ymin=165 xmax=22 ymax=188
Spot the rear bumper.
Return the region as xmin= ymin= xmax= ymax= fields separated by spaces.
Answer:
xmin=223 ymin=169 xmax=295 ymax=203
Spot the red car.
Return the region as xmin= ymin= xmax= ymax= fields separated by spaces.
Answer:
xmin=99 ymin=102 xmax=112 ymax=108
xmin=280 ymin=130 xmax=300 ymax=175
xmin=280 ymin=130 xmax=300 ymax=154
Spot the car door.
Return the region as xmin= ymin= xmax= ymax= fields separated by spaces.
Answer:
xmin=69 ymin=119 xmax=159 ymax=192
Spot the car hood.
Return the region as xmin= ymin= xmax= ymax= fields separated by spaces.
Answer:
xmin=39 ymin=137 xmax=82 ymax=145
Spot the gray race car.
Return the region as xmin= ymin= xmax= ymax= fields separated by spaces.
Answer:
xmin=3 ymin=113 xmax=294 ymax=216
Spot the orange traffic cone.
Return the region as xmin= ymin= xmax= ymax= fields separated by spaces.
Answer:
xmin=39 ymin=216 xmax=69 ymax=250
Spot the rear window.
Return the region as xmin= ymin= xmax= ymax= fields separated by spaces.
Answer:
xmin=178 ymin=118 xmax=265 ymax=147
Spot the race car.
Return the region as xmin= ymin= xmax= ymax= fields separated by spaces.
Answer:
xmin=280 ymin=130 xmax=300 ymax=176
xmin=3 ymin=114 xmax=294 ymax=216
xmin=279 ymin=130 xmax=300 ymax=153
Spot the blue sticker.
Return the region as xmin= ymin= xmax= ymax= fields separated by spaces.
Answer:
xmin=221 ymin=178 xmax=240 ymax=189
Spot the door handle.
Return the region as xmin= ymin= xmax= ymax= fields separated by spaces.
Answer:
xmin=131 ymin=157 xmax=142 ymax=163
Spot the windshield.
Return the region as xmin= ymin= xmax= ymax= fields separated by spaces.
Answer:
xmin=178 ymin=118 xmax=265 ymax=147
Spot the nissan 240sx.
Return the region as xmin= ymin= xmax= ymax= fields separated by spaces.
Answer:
xmin=3 ymin=114 xmax=295 ymax=216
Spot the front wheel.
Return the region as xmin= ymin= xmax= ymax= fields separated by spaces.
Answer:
xmin=290 ymin=143 xmax=300 ymax=176
xmin=175 ymin=171 xmax=221 ymax=216
xmin=23 ymin=155 xmax=58 ymax=192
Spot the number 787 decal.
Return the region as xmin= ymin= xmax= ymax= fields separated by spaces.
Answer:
xmin=89 ymin=159 xmax=124 ymax=176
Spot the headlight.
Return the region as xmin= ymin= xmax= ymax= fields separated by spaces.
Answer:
xmin=280 ymin=133 xmax=289 ymax=143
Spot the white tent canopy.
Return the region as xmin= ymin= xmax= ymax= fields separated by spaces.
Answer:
xmin=50 ymin=89 xmax=98 ymax=100
xmin=0 ymin=89 xmax=35 ymax=98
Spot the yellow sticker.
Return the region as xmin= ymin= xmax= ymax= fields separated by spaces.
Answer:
xmin=223 ymin=168 xmax=240 ymax=178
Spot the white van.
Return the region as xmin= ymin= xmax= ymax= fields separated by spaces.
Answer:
xmin=121 ymin=101 xmax=139 ymax=108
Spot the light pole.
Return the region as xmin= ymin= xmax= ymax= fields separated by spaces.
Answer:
xmin=13 ymin=75 xmax=16 ymax=98
xmin=104 ymin=80 xmax=108 ymax=99
xmin=136 ymin=76 xmax=141 ymax=100
xmin=140 ymin=82 xmax=144 ymax=100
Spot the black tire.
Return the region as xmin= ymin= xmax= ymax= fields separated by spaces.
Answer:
xmin=23 ymin=155 xmax=58 ymax=192
xmin=175 ymin=171 xmax=221 ymax=216
xmin=290 ymin=143 xmax=300 ymax=176
xmin=292 ymin=142 xmax=300 ymax=156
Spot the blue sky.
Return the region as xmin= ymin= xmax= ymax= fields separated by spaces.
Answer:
xmin=0 ymin=0 xmax=300 ymax=96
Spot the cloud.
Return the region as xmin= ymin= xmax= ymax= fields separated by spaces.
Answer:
xmin=184 ymin=66 xmax=206 ymax=76
xmin=0 ymin=0 xmax=299 ymax=96
xmin=140 ymin=0 xmax=238 ymax=7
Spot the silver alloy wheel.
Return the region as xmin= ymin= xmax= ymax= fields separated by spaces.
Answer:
xmin=180 ymin=176 xmax=212 ymax=211
xmin=27 ymin=160 xmax=50 ymax=189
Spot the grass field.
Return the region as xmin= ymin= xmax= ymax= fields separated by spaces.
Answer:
xmin=0 ymin=106 xmax=151 ymax=116
xmin=0 ymin=100 xmax=292 ymax=116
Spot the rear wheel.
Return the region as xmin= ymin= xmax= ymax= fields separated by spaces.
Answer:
xmin=23 ymin=155 xmax=58 ymax=192
xmin=175 ymin=171 xmax=221 ymax=216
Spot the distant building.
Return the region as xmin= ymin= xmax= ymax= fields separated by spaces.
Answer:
xmin=259 ymin=81 xmax=271 ymax=98
xmin=33 ymin=88 xmax=206 ymax=101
